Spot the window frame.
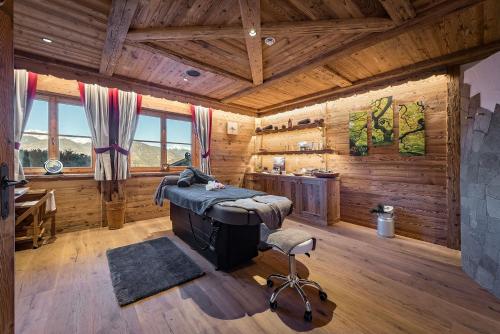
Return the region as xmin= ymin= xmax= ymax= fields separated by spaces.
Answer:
xmin=23 ymin=92 xmax=197 ymax=175
xmin=130 ymin=109 xmax=197 ymax=173
xmin=20 ymin=96 xmax=50 ymax=172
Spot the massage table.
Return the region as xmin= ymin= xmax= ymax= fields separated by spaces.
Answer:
xmin=170 ymin=203 xmax=262 ymax=270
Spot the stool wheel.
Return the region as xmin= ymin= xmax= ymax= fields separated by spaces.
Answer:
xmin=270 ymin=300 xmax=278 ymax=311
xmin=319 ymin=291 xmax=328 ymax=301
xmin=266 ymin=279 xmax=274 ymax=288
xmin=304 ymin=310 xmax=312 ymax=322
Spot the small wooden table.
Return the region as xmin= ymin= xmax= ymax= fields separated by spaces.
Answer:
xmin=15 ymin=189 xmax=56 ymax=248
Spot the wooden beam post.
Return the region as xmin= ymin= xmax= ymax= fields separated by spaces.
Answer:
xmin=446 ymin=66 xmax=461 ymax=250
xmin=239 ymin=0 xmax=263 ymax=85
xmin=0 ymin=0 xmax=15 ymax=333
xmin=100 ymin=0 xmax=139 ymax=76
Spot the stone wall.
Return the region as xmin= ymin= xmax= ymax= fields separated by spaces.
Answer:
xmin=461 ymin=84 xmax=500 ymax=298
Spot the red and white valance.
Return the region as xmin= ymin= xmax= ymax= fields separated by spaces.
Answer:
xmin=14 ymin=69 xmax=37 ymax=181
xmin=190 ymin=105 xmax=213 ymax=174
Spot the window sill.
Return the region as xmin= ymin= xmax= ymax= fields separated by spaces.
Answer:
xmin=25 ymin=171 xmax=180 ymax=181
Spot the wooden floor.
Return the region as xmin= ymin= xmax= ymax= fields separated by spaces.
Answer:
xmin=15 ymin=218 xmax=500 ymax=334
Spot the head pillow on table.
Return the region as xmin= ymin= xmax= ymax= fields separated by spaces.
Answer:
xmin=177 ymin=167 xmax=215 ymax=187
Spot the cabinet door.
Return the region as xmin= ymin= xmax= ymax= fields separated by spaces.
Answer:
xmin=299 ymin=179 xmax=327 ymax=223
xmin=261 ymin=175 xmax=278 ymax=195
xmin=278 ymin=178 xmax=301 ymax=210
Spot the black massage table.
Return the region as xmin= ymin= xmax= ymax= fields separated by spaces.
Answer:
xmin=170 ymin=203 xmax=262 ymax=270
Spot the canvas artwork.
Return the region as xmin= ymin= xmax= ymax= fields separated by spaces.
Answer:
xmin=370 ymin=96 xmax=394 ymax=146
xmin=349 ymin=111 xmax=368 ymax=156
xmin=399 ymin=101 xmax=426 ymax=156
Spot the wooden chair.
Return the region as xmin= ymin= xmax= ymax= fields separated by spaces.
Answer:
xmin=15 ymin=189 xmax=56 ymax=248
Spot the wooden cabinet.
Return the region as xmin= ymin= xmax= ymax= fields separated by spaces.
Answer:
xmin=244 ymin=173 xmax=340 ymax=226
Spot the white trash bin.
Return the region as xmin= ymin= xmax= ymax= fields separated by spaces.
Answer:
xmin=377 ymin=206 xmax=394 ymax=238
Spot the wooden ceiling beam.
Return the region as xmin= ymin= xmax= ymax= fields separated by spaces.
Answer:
xmin=258 ymin=39 xmax=500 ymax=115
xmin=99 ymin=0 xmax=139 ymax=76
xmin=126 ymin=18 xmax=395 ymax=42
xmin=263 ymin=18 xmax=394 ymax=36
xmin=15 ymin=51 xmax=257 ymax=116
xmin=239 ymin=0 xmax=263 ymax=85
xmin=378 ymin=0 xmax=416 ymax=24
xmin=126 ymin=41 xmax=253 ymax=85
xmin=127 ymin=25 xmax=245 ymax=41
xmin=222 ymin=0 xmax=484 ymax=104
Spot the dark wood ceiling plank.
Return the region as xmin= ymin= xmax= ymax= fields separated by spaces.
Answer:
xmin=239 ymin=0 xmax=263 ymax=85
xmin=378 ymin=0 xmax=416 ymax=24
xmin=258 ymin=38 xmax=500 ymax=115
xmin=125 ymin=41 xmax=252 ymax=85
xmin=222 ymin=0 xmax=485 ymax=103
xmin=99 ymin=0 xmax=139 ymax=76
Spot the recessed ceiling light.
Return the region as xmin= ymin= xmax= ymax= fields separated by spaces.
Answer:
xmin=42 ymin=38 xmax=53 ymax=43
xmin=186 ymin=69 xmax=201 ymax=77
xmin=248 ymin=29 xmax=257 ymax=37
xmin=264 ymin=36 xmax=276 ymax=46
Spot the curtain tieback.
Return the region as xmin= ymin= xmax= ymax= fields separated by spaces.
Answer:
xmin=14 ymin=142 xmax=21 ymax=150
xmin=201 ymin=150 xmax=210 ymax=159
xmin=94 ymin=144 xmax=129 ymax=156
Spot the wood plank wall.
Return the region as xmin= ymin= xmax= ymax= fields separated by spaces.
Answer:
xmin=23 ymin=75 xmax=254 ymax=234
xmin=256 ymin=75 xmax=450 ymax=246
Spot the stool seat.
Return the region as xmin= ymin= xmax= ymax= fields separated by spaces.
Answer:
xmin=263 ymin=227 xmax=315 ymax=255
xmin=289 ymin=239 xmax=314 ymax=254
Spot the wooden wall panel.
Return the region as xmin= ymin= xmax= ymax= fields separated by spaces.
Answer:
xmin=256 ymin=75 xmax=450 ymax=246
xmin=25 ymin=176 xmax=170 ymax=234
xmin=210 ymin=110 xmax=255 ymax=186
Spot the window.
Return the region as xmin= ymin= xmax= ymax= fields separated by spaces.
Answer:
xmin=130 ymin=111 xmax=193 ymax=170
xmin=20 ymin=93 xmax=194 ymax=174
xmin=20 ymin=99 xmax=49 ymax=167
xmin=58 ymin=103 xmax=93 ymax=167
xmin=166 ymin=118 xmax=192 ymax=166
xmin=131 ymin=115 xmax=161 ymax=168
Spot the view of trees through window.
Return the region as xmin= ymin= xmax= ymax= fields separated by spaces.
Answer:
xmin=131 ymin=114 xmax=192 ymax=168
xmin=21 ymin=97 xmax=193 ymax=172
xmin=20 ymin=100 xmax=49 ymax=167
xmin=166 ymin=118 xmax=191 ymax=166
xmin=58 ymin=103 xmax=92 ymax=167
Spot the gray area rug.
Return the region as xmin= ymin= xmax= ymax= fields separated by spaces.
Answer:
xmin=106 ymin=237 xmax=204 ymax=306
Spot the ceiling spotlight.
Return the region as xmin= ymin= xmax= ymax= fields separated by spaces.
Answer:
xmin=186 ymin=69 xmax=201 ymax=77
xmin=248 ymin=29 xmax=257 ymax=37
xmin=264 ymin=36 xmax=276 ymax=46
xmin=42 ymin=38 xmax=53 ymax=43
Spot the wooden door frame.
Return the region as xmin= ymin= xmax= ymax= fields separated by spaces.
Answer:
xmin=0 ymin=0 xmax=15 ymax=333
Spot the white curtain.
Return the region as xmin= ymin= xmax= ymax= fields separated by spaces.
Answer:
xmin=78 ymin=82 xmax=112 ymax=181
xmin=115 ymin=90 xmax=141 ymax=180
xmin=14 ymin=70 xmax=37 ymax=181
xmin=191 ymin=105 xmax=213 ymax=174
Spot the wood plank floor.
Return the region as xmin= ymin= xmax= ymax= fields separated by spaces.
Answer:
xmin=15 ymin=218 xmax=500 ymax=334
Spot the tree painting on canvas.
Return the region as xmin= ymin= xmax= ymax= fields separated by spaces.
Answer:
xmin=371 ymin=96 xmax=394 ymax=146
xmin=349 ymin=111 xmax=368 ymax=156
xmin=399 ymin=101 xmax=426 ymax=156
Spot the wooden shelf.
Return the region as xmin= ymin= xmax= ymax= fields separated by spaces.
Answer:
xmin=255 ymin=121 xmax=324 ymax=135
xmin=253 ymin=149 xmax=334 ymax=155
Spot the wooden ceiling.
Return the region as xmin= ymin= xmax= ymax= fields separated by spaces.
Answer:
xmin=12 ymin=0 xmax=500 ymax=115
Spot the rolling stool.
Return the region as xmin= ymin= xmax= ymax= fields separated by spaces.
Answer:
xmin=264 ymin=228 xmax=327 ymax=322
